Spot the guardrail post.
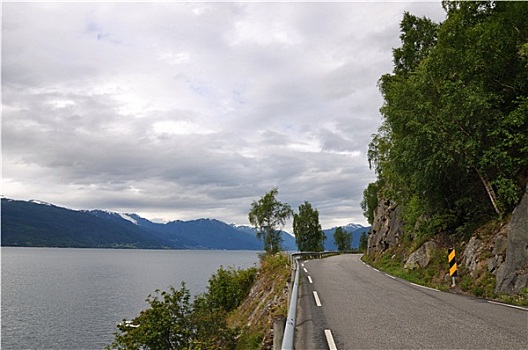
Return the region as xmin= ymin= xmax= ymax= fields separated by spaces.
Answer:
xmin=273 ymin=316 xmax=286 ymax=350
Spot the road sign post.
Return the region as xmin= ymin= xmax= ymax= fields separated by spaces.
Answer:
xmin=448 ymin=248 xmax=457 ymax=287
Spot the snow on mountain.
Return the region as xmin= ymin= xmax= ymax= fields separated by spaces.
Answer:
xmin=29 ymin=199 xmax=55 ymax=206
xmin=342 ymin=223 xmax=365 ymax=230
xmin=118 ymin=213 xmax=138 ymax=225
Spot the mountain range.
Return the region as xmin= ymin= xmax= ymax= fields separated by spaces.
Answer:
xmin=1 ymin=198 xmax=369 ymax=251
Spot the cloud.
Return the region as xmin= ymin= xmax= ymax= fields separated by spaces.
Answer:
xmin=2 ymin=1 xmax=446 ymax=230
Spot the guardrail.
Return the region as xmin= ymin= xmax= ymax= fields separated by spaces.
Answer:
xmin=290 ymin=251 xmax=341 ymax=264
xmin=281 ymin=257 xmax=299 ymax=350
xmin=281 ymin=251 xmax=341 ymax=350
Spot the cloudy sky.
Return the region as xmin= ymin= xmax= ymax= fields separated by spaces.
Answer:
xmin=2 ymin=1 xmax=446 ymax=231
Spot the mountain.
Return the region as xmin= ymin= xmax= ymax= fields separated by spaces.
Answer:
xmin=230 ymin=224 xmax=298 ymax=252
xmin=1 ymin=198 xmax=167 ymax=249
xmin=323 ymin=224 xmax=370 ymax=250
xmin=0 ymin=198 xmax=296 ymax=250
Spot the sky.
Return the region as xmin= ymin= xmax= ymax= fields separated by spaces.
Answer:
xmin=2 ymin=1 xmax=446 ymax=232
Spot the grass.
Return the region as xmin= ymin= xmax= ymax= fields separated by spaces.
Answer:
xmin=363 ymin=240 xmax=528 ymax=307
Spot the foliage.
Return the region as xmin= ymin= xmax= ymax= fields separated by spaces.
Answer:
xmin=107 ymin=264 xmax=258 ymax=350
xmin=206 ymin=265 xmax=258 ymax=313
xmin=360 ymin=181 xmax=381 ymax=225
xmin=333 ymin=226 xmax=351 ymax=252
xmin=107 ymin=284 xmax=195 ymax=350
xmin=235 ymin=333 xmax=264 ymax=350
xmin=293 ymin=201 xmax=325 ymax=252
xmin=359 ymin=232 xmax=368 ymax=252
xmin=367 ymin=1 xmax=528 ymax=241
xmin=248 ymin=187 xmax=293 ymax=254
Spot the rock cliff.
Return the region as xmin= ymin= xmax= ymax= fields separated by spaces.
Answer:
xmin=367 ymin=185 xmax=528 ymax=297
xmin=495 ymin=185 xmax=528 ymax=295
xmin=367 ymin=198 xmax=403 ymax=254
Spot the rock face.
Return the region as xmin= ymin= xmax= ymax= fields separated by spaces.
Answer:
xmin=404 ymin=241 xmax=438 ymax=270
xmin=495 ymin=185 xmax=528 ymax=295
xmin=461 ymin=236 xmax=484 ymax=276
xmin=367 ymin=198 xmax=404 ymax=254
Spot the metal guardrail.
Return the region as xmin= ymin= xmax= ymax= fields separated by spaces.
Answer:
xmin=291 ymin=251 xmax=341 ymax=263
xmin=281 ymin=257 xmax=299 ymax=350
xmin=282 ymin=251 xmax=341 ymax=350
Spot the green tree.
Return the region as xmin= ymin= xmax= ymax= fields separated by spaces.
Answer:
xmin=293 ymin=201 xmax=325 ymax=252
xmin=368 ymin=2 xmax=528 ymax=236
xmin=361 ymin=181 xmax=381 ymax=225
xmin=205 ymin=265 xmax=257 ymax=312
xmin=333 ymin=226 xmax=351 ymax=252
xmin=107 ymin=284 xmax=194 ymax=350
xmin=248 ymin=187 xmax=293 ymax=254
xmin=359 ymin=232 xmax=368 ymax=252
xmin=107 ymin=264 xmax=260 ymax=350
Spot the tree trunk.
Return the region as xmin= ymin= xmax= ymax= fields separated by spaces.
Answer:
xmin=475 ymin=167 xmax=502 ymax=215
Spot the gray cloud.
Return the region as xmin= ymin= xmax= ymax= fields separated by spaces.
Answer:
xmin=2 ymin=1 xmax=446 ymax=230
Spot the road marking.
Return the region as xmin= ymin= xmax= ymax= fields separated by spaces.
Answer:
xmin=373 ymin=268 xmax=379 ymax=272
xmin=307 ymin=276 xmax=313 ymax=284
xmin=410 ymin=282 xmax=440 ymax=292
xmin=487 ymin=300 xmax=528 ymax=311
xmin=313 ymin=291 xmax=322 ymax=306
xmin=303 ymin=267 xmax=308 ymax=273
xmin=301 ymin=263 xmax=304 ymax=267
xmin=385 ymin=274 xmax=396 ymax=279
xmin=324 ymin=329 xmax=338 ymax=350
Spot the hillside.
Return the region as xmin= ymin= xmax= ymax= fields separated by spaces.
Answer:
xmin=363 ymin=2 xmax=528 ymax=303
xmin=1 ymin=198 xmax=297 ymax=250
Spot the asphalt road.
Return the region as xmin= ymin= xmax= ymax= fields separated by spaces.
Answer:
xmin=295 ymin=254 xmax=528 ymax=350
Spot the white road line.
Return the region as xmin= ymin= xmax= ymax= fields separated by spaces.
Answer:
xmin=303 ymin=267 xmax=308 ymax=273
xmin=307 ymin=276 xmax=313 ymax=284
xmin=385 ymin=274 xmax=396 ymax=279
xmin=373 ymin=268 xmax=379 ymax=272
xmin=487 ymin=300 xmax=528 ymax=311
xmin=301 ymin=263 xmax=304 ymax=267
xmin=410 ymin=282 xmax=440 ymax=292
xmin=324 ymin=329 xmax=338 ymax=350
xmin=313 ymin=291 xmax=322 ymax=306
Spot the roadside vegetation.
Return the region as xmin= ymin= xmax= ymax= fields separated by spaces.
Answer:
xmin=362 ymin=1 xmax=527 ymax=306
xmin=106 ymin=253 xmax=291 ymax=350
xmin=363 ymin=239 xmax=528 ymax=307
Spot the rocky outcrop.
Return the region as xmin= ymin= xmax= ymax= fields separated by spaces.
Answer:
xmin=367 ymin=198 xmax=404 ymax=254
xmin=404 ymin=241 xmax=438 ymax=270
xmin=495 ymin=185 xmax=528 ymax=295
xmin=461 ymin=236 xmax=484 ymax=277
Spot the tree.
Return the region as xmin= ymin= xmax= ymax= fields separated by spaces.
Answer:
xmin=205 ymin=265 xmax=258 ymax=312
xmin=368 ymin=2 xmax=528 ymax=238
xmin=248 ymin=187 xmax=293 ymax=254
xmin=359 ymin=232 xmax=368 ymax=253
xmin=107 ymin=284 xmax=194 ymax=350
xmin=361 ymin=181 xmax=381 ymax=225
xmin=107 ymin=264 xmax=259 ymax=350
xmin=333 ymin=226 xmax=351 ymax=252
xmin=293 ymin=201 xmax=325 ymax=252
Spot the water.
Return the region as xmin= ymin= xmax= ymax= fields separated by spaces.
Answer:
xmin=1 ymin=247 xmax=260 ymax=349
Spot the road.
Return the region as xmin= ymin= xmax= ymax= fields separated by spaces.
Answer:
xmin=295 ymin=254 xmax=528 ymax=350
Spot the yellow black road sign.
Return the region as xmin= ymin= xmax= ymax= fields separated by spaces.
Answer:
xmin=448 ymin=248 xmax=457 ymax=277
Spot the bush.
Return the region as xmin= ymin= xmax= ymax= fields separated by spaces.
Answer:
xmin=206 ymin=265 xmax=258 ymax=312
xmin=107 ymin=264 xmax=258 ymax=350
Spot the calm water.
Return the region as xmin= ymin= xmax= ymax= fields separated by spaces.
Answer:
xmin=1 ymin=247 xmax=260 ymax=349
